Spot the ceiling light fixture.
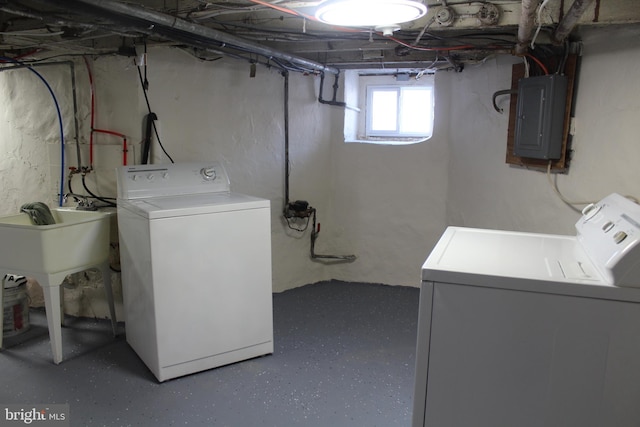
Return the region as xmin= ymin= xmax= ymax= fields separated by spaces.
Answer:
xmin=315 ymin=0 xmax=427 ymax=29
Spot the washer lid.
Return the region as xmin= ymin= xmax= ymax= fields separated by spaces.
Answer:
xmin=423 ymin=227 xmax=598 ymax=283
xmin=119 ymin=192 xmax=269 ymax=219
xmin=420 ymin=226 xmax=640 ymax=302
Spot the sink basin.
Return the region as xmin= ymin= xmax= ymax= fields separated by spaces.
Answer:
xmin=0 ymin=207 xmax=117 ymax=365
xmin=0 ymin=208 xmax=110 ymax=274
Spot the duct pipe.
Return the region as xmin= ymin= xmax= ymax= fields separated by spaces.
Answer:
xmin=552 ymin=0 xmax=595 ymax=44
xmin=51 ymin=0 xmax=339 ymax=75
xmin=515 ymin=0 xmax=541 ymax=56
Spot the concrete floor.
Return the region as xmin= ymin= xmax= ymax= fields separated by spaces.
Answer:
xmin=1 ymin=281 xmax=419 ymax=426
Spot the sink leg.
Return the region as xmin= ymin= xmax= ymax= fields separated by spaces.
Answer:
xmin=42 ymin=284 xmax=63 ymax=364
xmin=0 ymin=273 xmax=5 ymax=350
xmin=101 ymin=263 xmax=118 ymax=336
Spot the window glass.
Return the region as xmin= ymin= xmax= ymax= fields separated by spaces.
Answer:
xmin=365 ymin=84 xmax=433 ymax=139
xmin=399 ymin=87 xmax=433 ymax=135
xmin=370 ymin=89 xmax=398 ymax=132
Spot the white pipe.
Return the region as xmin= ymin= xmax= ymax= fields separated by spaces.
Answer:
xmin=552 ymin=0 xmax=596 ymax=44
xmin=515 ymin=0 xmax=542 ymax=55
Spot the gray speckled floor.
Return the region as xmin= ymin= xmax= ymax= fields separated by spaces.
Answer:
xmin=1 ymin=281 xmax=419 ymax=427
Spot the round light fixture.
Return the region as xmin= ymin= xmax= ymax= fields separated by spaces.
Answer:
xmin=315 ymin=0 xmax=427 ymax=27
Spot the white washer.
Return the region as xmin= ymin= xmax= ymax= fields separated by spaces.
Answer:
xmin=116 ymin=162 xmax=273 ymax=382
xmin=413 ymin=193 xmax=640 ymax=427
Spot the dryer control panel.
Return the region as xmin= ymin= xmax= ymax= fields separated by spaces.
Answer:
xmin=117 ymin=162 xmax=231 ymax=200
xmin=576 ymin=193 xmax=640 ymax=287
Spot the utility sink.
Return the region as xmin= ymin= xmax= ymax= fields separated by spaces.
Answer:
xmin=0 ymin=208 xmax=117 ymax=364
xmin=0 ymin=208 xmax=110 ymax=274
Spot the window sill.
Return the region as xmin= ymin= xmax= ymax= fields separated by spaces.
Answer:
xmin=345 ymin=136 xmax=428 ymax=145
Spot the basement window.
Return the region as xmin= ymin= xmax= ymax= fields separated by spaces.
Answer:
xmin=366 ymin=86 xmax=433 ymax=138
xmin=343 ymin=70 xmax=435 ymax=145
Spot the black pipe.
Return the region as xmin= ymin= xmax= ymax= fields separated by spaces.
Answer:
xmin=283 ymin=70 xmax=290 ymax=212
xmin=318 ymin=72 xmax=346 ymax=107
xmin=47 ymin=0 xmax=339 ymax=76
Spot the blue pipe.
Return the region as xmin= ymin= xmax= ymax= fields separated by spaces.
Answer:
xmin=0 ymin=57 xmax=66 ymax=206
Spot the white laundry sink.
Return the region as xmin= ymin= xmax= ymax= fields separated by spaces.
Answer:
xmin=0 ymin=207 xmax=117 ymax=365
xmin=0 ymin=208 xmax=110 ymax=274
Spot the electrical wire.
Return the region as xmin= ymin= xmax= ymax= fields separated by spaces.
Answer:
xmin=530 ymin=0 xmax=552 ymax=50
xmin=387 ymin=35 xmax=475 ymax=51
xmin=546 ymin=161 xmax=593 ymax=212
xmin=525 ymin=53 xmax=549 ymax=75
xmin=134 ymin=50 xmax=175 ymax=163
xmin=1 ymin=56 xmax=65 ymax=206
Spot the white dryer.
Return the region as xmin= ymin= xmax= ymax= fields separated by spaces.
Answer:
xmin=116 ymin=162 xmax=273 ymax=382
xmin=413 ymin=193 xmax=640 ymax=427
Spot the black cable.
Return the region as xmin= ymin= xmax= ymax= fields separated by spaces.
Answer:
xmin=134 ymin=52 xmax=175 ymax=163
xmin=81 ymin=174 xmax=117 ymax=207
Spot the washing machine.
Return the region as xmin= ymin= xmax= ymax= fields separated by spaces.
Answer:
xmin=116 ymin=162 xmax=273 ymax=382
xmin=413 ymin=193 xmax=640 ymax=427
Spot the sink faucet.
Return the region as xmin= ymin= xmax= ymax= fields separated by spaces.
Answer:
xmin=63 ymin=193 xmax=96 ymax=211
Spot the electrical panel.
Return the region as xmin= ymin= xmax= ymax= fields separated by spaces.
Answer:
xmin=514 ymin=74 xmax=568 ymax=160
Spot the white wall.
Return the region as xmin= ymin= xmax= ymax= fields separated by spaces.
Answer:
xmin=328 ymin=71 xmax=449 ymax=286
xmin=2 ymin=25 xmax=640 ymax=319
xmin=1 ymin=49 xmax=337 ymax=319
xmin=445 ymin=25 xmax=640 ymax=236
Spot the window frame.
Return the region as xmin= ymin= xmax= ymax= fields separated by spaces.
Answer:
xmin=365 ymin=85 xmax=434 ymax=138
xmin=342 ymin=70 xmax=435 ymax=145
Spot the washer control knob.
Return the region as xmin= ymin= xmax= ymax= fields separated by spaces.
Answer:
xmin=147 ymin=173 xmax=155 ymax=181
xmin=614 ymin=231 xmax=628 ymax=244
xmin=131 ymin=174 xmax=140 ymax=181
xmin=200 ymin=167 xmax=217 ymax=181
xmin=581 ymin=203 xmax=602 ymax=221
xmin=602 ymin=221 xmax=615 ymax=232
xmin=162 ymin=172 xmax=169 ymax=179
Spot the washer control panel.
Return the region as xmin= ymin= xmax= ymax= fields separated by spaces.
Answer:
xmin=117 ymin=161 xmax=231 ymax=199
xmin=576 ymin=193 xmax=640 ymax=287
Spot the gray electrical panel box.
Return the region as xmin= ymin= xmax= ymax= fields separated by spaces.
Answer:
xmin=514 ymin=74 xmax=568 ymax=160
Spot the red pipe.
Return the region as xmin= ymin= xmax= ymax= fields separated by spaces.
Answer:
xmin=92 ymin=128 xmax=128 ymax=165
xmin=84 ymin=57 xmax=128 ymax=166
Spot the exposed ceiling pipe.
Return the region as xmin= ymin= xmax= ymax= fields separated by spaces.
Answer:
xmin=47 ymin=0 xmax=339 ymax=75
xmin=515 ymin=0 xmax=541 ymax=56
xmin=552 ymin=0 xmax=596 ymax=44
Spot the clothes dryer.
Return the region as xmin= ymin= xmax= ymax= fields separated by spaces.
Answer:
xmin=413 ymin=193 xmax=640 ymax=427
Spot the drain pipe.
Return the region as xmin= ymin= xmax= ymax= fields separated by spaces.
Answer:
xmin=552 ymin=0 xmax=595 ymax=44
xmin=53 ymin=0 xmax=339 ymax=76
xmin=515 ymin=0 xmax=541 ymax=56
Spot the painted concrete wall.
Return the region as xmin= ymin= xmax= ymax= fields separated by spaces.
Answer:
xmin=1 ymin=49 xmax=337 ymax=319
xmin=2 ymin=25 xmax=640 ymax=320
xmin=328 ymin=72 xmax=449 ymax=286
xmin=445 ymin=25 xmax=640 ymax=236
